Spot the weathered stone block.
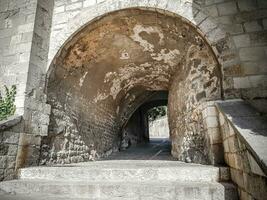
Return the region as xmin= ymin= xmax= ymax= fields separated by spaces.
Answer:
xmin=244 ymin=21 xmax=263 ymax=32
xmin=7 ymin=145 xmax=18 ymax=156
xmin=239 ymin=189 xmax=254 ymax=200
xmin=6 ymin=156 xmax=16 ymax=169
xmin=19 ymin=133 xmax=41 ymax=146
xmin=230 ymin=168 xmax=245 ymax=189
xmin=18 ymin=23 xmax=34 ymax=34
xmin=83 ymin=0 xmax=96 ymax=8
xmin=217 ymin=1 xmax=238 ymax=16
xmin=204 ymin=116 xmax=219 ymax=129
xmin=221 ymin=23 xmax=244 ymax=35
xmin=228 ymin=135 xmax=239 ymax=153
xmin=233 ymin=34 xmax=250 ymax=48
xmin=233 ymin=77 xmax=251 ymax=89
xmin=243 ymin=172 xmax=267 ymax=199
xmin=198 ymin=17 xmax=217 ymax=34
xmin=2 ymin=132 xmax=20 ymax=144
xmin=202 ymin=106 xmax=217 ymax=119
xmin=249 ymin=31 xmax=267 ymax=46
xmin=205 ymin=5 xmax=218 ymax=17
xmin=223 ymin=139 xmax=230 ymax=153
xmin=220 ymin=167 xmax=230 ymax=181
xmin=242 ymin=61 xmax=261 ymax=75
xmin=247 ymin=151 xmax=265 ymax=176
xmin=0 ymin=156 xmax=7 ymax=168
xmin=228 ymin=124 xmax=235 ymax=137
xmin=237 ymin=0 xmax=257 ymax=12
xmin=218 ymin=112 xmax=225 ymax=126
xmin=210 ymin=144 xmax=224 ymax=164
xmin=65 ymin=2 xmax=82 ymax=11
xmin=0 ymin=144 xmax=8 ymax=156
xmin=54 ymin=5 xmax=65 ymax=13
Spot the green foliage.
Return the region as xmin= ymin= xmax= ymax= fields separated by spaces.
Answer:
xmin=148 ymin=106 xmax=167 ymax=122
xmin=0 ymin=85 xmax=16 ymax=121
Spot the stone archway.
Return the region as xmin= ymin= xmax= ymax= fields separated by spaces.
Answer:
xmin=120 ymin=91 xmax=169 ymax=148
xmin=41 ymin=8 xmax=222 ymax=165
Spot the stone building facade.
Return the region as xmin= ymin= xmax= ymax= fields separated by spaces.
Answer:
xmin=0 ymin=0 xmax=267 ymax=199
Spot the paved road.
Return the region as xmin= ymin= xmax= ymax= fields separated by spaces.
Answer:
xmin=104 ymin=138 xmax=175 ymax=160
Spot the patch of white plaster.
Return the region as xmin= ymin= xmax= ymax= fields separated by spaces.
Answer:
xmin=79 ymin=72 xmax=88 ymax=87
xmin=151 ymin=48 xmax=180 ymax=66
xmin=140 ymin=62 xmax=152 ymax=68
xmin=93 ymin=91 xmax=109 ymax=103
xmin=95 ymin=61 xmax=171 ymax=102
xmin=131 ymin=24 xmax=164 ymax=52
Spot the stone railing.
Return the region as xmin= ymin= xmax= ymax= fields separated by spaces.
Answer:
xmin=0 ymin=116 xmax=22 ymax=181
xmin=216 ymin=99 xmax=267 ymax=200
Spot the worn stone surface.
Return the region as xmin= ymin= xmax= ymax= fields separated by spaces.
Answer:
xmin=0 ymin=116 xmax=22 ymax=131
xmin=0 ymin=159 xmax=238 ymax=200
xmin=216 ymin=99 xmax=267 ymax=200
xmin=0 ymin=3 xmax=267 ymax=200
xmin=0 ymin=128 xmax=20 ymax=181
xmin=44 ymin=9 xmax=221 ymax=165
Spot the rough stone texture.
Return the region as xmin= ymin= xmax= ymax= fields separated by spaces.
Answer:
xmin=216 ymin=99 xmax=267 ymax=200
xmin=0 ymin=116 xmax=22 ymax=131
xmin=0 ymin=0 xmax=53 ymax=178
xmin=43 ymin=9 xmax=221 ymax=165
xmin=0 ymin=160 xmax=238 ymax=200
xmin=0 ymin=0 xmax=38 ymax=115
xmin=0 ymin=116 xmax=22 ymax=181
xmin=46 ymin=0 xmax=267 ymax=100
xmin=0 ymin=2 xmax=266 ymax=198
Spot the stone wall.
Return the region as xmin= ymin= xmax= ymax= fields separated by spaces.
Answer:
xmin=216 ymin=100 xmax=267 ymax=199
xmin=23 ymin=0 xmax=53 ymax=137
xmin=0 ymin=0 xmax=38 ymax=115
xmin=48 ymin=0 xmax=267 ymax=101
xmin=0 ymin=0 xmax=53 ymax=172
xmin=0 ymin=116 xmax=21 ymax=181
xmin=201 ymin=101 xmax=225 ymax=165
xmin=149 ymin=116 xmax=170 ymax=139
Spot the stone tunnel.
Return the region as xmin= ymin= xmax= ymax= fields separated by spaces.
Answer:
xmin=42 ymin=9 xmax=222 ymax=165
xmin=1 ymin=1 xmax=267 ymax=199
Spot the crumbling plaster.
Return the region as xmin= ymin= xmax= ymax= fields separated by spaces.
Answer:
xmin=44 ymin=9 xmax=221 ymax=164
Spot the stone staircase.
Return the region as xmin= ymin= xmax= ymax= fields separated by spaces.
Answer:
xmin=0 ymin=160 xmax=238 ymax=200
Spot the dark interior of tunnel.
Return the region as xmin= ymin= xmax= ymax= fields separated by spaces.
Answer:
xmin=110 ymin=91 xmax=173 ymax=160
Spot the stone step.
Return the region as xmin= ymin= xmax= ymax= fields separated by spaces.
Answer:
xmin=18 ymin=160 xmax=226 ymax=182
xmin=0 ymin=194 xmax=87 ymax=200
xmin=0 ymin=180 xmax=238 ymax=200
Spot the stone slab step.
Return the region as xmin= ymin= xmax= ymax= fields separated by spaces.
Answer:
xmin=19 ymin=160 xmax=223 ymax=182
xmin=0 ymin=194 xmax=87 ymax=200
xmin=0 ymin=180 xmax=238 ymax=200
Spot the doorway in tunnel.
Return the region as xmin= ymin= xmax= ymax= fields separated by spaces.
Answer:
xmin=147 ymin=105 xmax=169 ymax=141
xmin=113 ymin=91 xmax=172 ymax=160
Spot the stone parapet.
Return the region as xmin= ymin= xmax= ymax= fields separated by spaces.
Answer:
xmin=216 ymin=99 xmax=267 ymax=199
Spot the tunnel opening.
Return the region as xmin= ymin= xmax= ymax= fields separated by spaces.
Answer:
xmin=115 ymin=91 xmax=171 ymax=160
xmin=41 ymin=8 xmax=223 ymax=165
xmin=147 ymin=105 xmax=169 ymax=141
